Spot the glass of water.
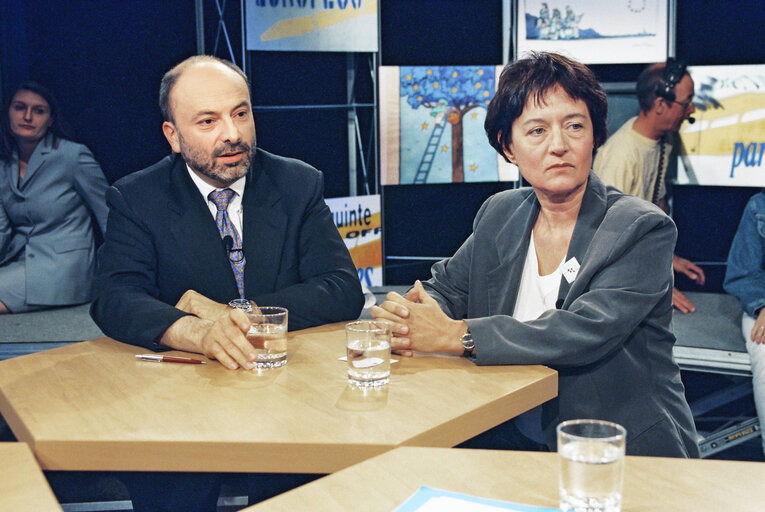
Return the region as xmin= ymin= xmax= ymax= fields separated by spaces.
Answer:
xmin=345 ymin=320 xmax=391 ymax=388
xmin=245 ymin=306 xmax=288 ymax=369
xmin=557 ymin=419 xmax=626 ymax=512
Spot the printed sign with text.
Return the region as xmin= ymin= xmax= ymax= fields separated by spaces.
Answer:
xmin=326 ymin=194 xmax=382 ymax=287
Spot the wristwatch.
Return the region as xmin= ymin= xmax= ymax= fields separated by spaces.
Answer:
xmin=461 ymin=328 xmax=475 ymax=357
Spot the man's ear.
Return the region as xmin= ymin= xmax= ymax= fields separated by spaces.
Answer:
xmin=653 ymin=97 xmax=667 ymax=115
xmin=162 ymin=121 xmax=181 ymax=153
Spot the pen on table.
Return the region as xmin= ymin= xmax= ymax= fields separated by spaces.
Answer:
xmin=135 ymin=354 xmax=206 ymax=364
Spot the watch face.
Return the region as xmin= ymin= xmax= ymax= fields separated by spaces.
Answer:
xmin=462 ymin=339 xmax=475 ymax=357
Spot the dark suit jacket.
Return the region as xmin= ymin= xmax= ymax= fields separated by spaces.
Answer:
xmin=90 ymin=149 xmax=363 ymax=349
xmin=424 ymin=173 xmax=699 ymax=457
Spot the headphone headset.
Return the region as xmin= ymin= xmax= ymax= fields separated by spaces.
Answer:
xmin=657 ymin=58 xmax=686 ymax=102
xmin=657 ymin=58 xmax=695 ymax=124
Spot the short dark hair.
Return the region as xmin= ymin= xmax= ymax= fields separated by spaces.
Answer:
xmin=636 ymin=63 xmax=666 ymax=114
xmin=159 ymin=55 xmax=251 ymax=123
xmin=636 ymin=62 xmax=690 ymax=114
xmin=485 ymin=52 xmax=608 ymax=162
xmin=1 ymin=81 xmax=72 ymax=162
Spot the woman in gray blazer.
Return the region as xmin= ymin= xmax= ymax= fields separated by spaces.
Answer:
xmin=0 ymin=82 xmax=108 ymax=313
xmin=372 ymin=53 xmax=698 ymax=458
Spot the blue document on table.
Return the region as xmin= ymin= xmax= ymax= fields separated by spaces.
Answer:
xmin=394 ymin=486 xmax=561 ymax=511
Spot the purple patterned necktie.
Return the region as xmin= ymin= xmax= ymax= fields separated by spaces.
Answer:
xmin=208 ymin=189 xmax=246 ymax=298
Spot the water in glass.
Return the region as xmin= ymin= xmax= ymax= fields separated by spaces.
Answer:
xmin=247 ymin=323 xmax=287 ymax=368
xmin=559 ymin=440 xmax=624 ymax=512
xmin=346 ymin=337 xmax=391 ymax=387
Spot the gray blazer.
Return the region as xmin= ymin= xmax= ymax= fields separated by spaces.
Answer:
xmin=424 ymin=172 xmax=699 ymax=457
xmin=0 ymin=134 xmax=109 ymax=306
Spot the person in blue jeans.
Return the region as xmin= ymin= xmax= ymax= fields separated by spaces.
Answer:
xmin=724 ymin=190 xmax=765 ymax=455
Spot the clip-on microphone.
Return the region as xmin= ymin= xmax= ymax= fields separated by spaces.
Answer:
xmin=222 ymin=235 xmax=234 ymax=253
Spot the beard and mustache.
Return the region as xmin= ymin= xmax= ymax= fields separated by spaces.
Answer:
xmin=179 ymin=132 xmax=256 ymax=186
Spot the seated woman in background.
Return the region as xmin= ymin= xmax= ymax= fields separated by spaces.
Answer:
xmin=0 ymin=81 xmax=109 ymax=313
xmin=723 ymin=191 xmax=765 ymax=456
xmin=372 ymin=52 xmax=698 ymax=457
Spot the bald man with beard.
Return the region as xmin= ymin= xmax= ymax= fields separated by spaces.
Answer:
xmin=91 ymin=55 xmax=363 ymax=511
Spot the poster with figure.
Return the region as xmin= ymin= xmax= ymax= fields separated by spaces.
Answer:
xmin=325 ymin=195 xmax=382 ymax=287
xmin=379 ymin=66 xmax=518 ymax=185
xmin=676 ymin=65 xmax=765 ymax=187
xmin=245 ymin=0 xmax=378 ymax=52
xmin=505 ymin=0 xmax=671 ymax=64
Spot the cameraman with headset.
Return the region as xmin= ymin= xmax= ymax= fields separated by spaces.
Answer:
xmin=594 ymin=60 xmax=705 ymax=313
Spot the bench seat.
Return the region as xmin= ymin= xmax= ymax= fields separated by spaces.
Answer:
xmin=0 ymin=304 xmax=103 ymax=360
xmin=671 ymin=291 xmax=751 ymax=376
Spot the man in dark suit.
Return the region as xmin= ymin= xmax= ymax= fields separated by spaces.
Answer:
xmin=90 ymin=55 xmax=363 ymax=510
xmin=91 ymin=55 xmax=363 ymax=368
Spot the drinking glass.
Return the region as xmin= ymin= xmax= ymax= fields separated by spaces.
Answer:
xmin=345 ymin=321 xmax=391 ymax=387
xmin=245 ymin=306 xmax=288 ymax=369
xmin=557 ymin=419 xmax=626 ymax=512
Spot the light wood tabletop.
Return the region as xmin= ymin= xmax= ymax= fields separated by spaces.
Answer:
xmin=0 ymin=323 xmax=556 ymax=473
xmin=0 ymin=442 xmax=62 ymax=511
xmin=245 ymin=446 xmax=765 ymax=512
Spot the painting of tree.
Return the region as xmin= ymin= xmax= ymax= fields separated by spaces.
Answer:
xmin=400 ymin=66 xmax=495 ymax=182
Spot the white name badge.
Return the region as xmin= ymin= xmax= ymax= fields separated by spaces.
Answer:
xmin=561 ymin=257 xmax=580 ymax=284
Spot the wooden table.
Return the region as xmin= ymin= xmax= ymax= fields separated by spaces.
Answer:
xmin=0 ymin=442 xmax=63 ymax=511
xmin=0 ymin=323 xmax=556 ymax=473
xmin=245 ymin=446 xmax=765 ymax=511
